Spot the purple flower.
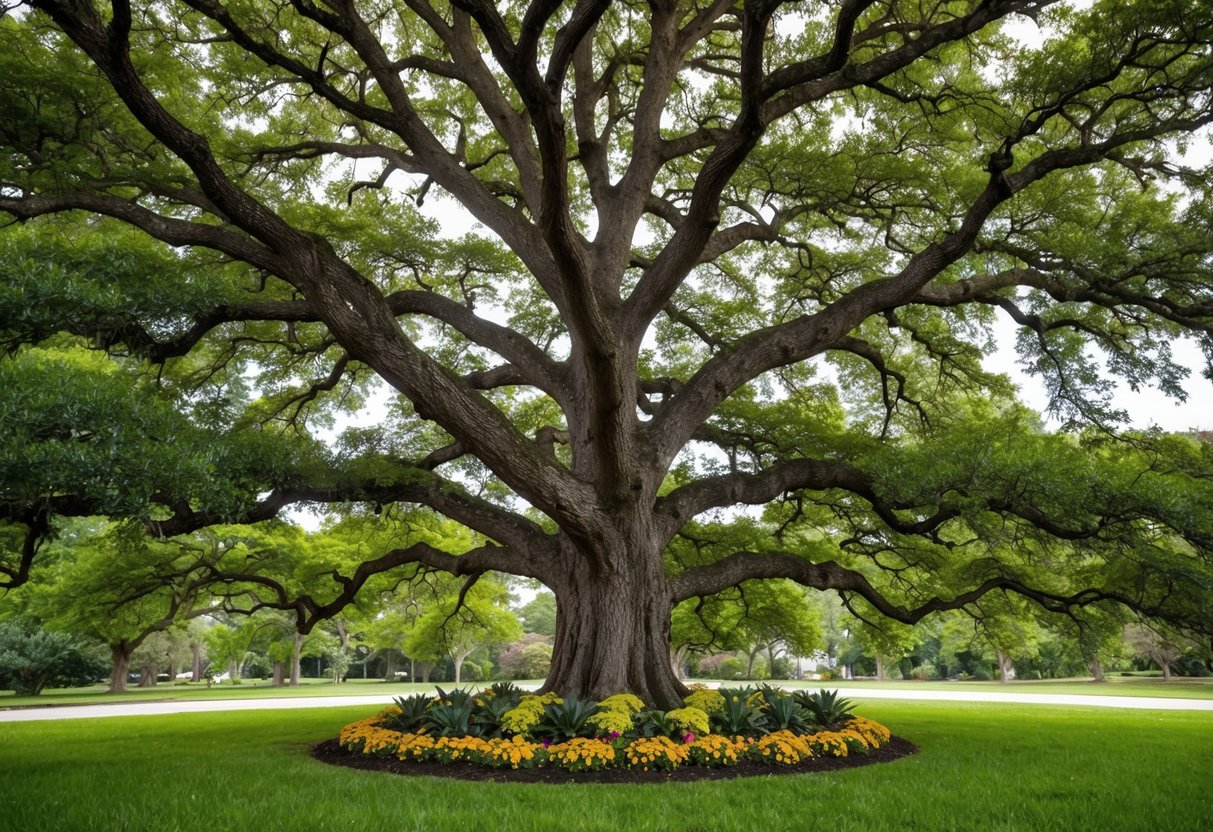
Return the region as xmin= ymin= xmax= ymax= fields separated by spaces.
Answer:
xmin=541 ymin=738 xmax=552 ymax=749
xmin=609 ymin=731 xmax=621 ymax=740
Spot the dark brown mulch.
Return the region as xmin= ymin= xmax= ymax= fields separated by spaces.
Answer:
xmin=311 ymin=735 xmax=918 ymax=785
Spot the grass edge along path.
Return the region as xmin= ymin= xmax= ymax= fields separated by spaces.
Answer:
xmin=1 ymin=701 xmax=1211 ymax=832
xmin=4 ymin=674 xmax=1213 ymax=712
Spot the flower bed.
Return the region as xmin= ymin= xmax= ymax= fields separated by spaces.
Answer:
xmin=332 ymin=683 xmax=899 ymax=777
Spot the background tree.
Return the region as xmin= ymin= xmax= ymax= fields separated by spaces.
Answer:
xmin=22 ymin=522 xmax=214 ymax=691
xmin=403 ymin=578 xmax=522 ymax=684
xmin=851 ymin=617 xmax=922 ymax=682
xmin=1124 ymin=623 xmax=1193 ymax=682
xmin=518 ymin=592 xmax=558 ymax=638
xmin=672 ymin=579 xmax=822 ymax=678
xmin=2 ymin=0 xmax=1213 ymax=706
xmin=356 ymin=606 xmax=414 ymax=682
xmin=130 ymin=627 xmax=192 ymax=687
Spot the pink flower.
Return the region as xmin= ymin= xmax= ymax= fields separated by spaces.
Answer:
xmin=683 ymin=732 xmax=696 ymax=744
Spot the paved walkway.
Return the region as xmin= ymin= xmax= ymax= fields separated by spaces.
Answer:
xmin=3 ymin=687 xmax=1211 ymax=723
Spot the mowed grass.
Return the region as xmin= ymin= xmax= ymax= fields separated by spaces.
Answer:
xmin=4 ymin=674 xmax=1211 ymax=709
xmin=1 ymin=702 xmax=1210 ymax=832
xmin=779 ymin=675 xmax=1213 ymax=700
xmin=0 ymin=677 xmax=456 ymax=709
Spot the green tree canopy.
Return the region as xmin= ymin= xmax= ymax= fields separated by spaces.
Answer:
xmin=2 ymin=0 xmax=1212 ymax=706
xmin=403 ymin=577 xmax=522 ymax=684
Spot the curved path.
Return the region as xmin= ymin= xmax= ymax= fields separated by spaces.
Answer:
xmin=3 ymin=687 xmax=1211 ymax=723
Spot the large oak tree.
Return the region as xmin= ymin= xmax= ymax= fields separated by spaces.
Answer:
xmin=2 ymin=0 xmax=1212 ymax=706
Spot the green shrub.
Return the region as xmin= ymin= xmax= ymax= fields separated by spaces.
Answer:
xmin=711 ymin=688 xmax=768 ymax=735
xmin=0 ymin=622 xmax=107 ymax=696
xmin=536 ymin=693 xmax=599 ymax=740
xmin=386 ymin=694 xmax=431 ymax=732
xmin=793 ymin=689 xmax=855 ymax=727
xmin=761 ymin=690 xmax=810 ymax=733
xmin=424 ymin=701 xmax=474 ymax=737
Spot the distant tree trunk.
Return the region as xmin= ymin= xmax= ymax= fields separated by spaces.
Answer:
xmin=290 ymin=632 xmax=304 ymax=686
xmin=271 ymin=661 xmax=285 ymax=686
xmin=875 ymin=654 xmax=886 ymax=682
xmin=109 ymin=644 xmax=135 ymax=693
xmin=996 ymin=651 xmax=1014 ymax=684
xmin=745 ymin=645 xmax=761 ymax=678
xmin=382 ymin=651 xmax=398 ymax=681
xmin=138 ymin=661 xmax=157 ymax=687
xmin=1088 ymin=659 xmax=1106 ymax=682
xmin=1161 ymin=660 xmax=1172 ymax=681
xmin=419 ymin=661 xmax=433 ymax=683
xmin=190 ymin=644 xmax=204 ymax=683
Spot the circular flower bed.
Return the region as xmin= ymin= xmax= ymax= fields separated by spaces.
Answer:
xmin=318 ymin=683 xmax=915 ymax=782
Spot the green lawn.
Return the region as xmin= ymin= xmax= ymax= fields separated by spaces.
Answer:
xmin=0 ymin=676 xmax=454 ymax=709
xmin=777 ymin=675 xmax=1213 ymax=700
xmin=1 ymin=701 xmax=1210 ymax=832
xmin=5 ymin=674 xmax=1212 ymax=710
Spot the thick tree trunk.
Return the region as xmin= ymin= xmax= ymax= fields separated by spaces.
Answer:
xmin=383 ymin=651 xmax=398 ymax=681
xmin=543 ymin=554 xmax=686 ymax=709
xmin=271 ymin=661 xmax=285 ymax=686
xmin=875 ymin=654 xmax=886 ymax=682
xmin=138 ymin=662 xmax=157 ymax=687
xmin=109 ymin=644 xmax=135 ymax=693
xmin=1088 ymin=658 xmax=1106 ymax=682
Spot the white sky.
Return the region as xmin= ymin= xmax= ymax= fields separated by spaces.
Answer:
xmin=989 ymin=319 xmax=1213 ymax=434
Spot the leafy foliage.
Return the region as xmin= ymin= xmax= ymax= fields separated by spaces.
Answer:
xmin=385 ymin=694 xmax=431 ymax=734
xmin=711 ymin=689 xmax=770 ymax=736
xmin=535 ymin=694 xmax=600 ymax=741
xmin=422 ymin=701 xmax=475 ymax=738
xmin=793 ymin=689 xmax=857 ymax=728
xmin=760 ymin=690 xmax=812 ymax=734
xmin=0 ymin=621 xmax=107 ymax=695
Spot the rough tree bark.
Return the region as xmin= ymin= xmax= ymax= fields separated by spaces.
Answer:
xmin=108 ymin=644 xmax=135 ymax=694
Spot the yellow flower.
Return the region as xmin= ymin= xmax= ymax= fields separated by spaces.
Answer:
xmin=623 ymin=736 xmax=689 ymax=770
xmin=751 ymin=730 xmax=813 ymax=765
xmin=684 ymin=689 xmax=726 ymax=716
xmin=598 ymin=693 xmax=646 ymax=714
xmin=666 ymin=706 xmax=710 ymax=737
